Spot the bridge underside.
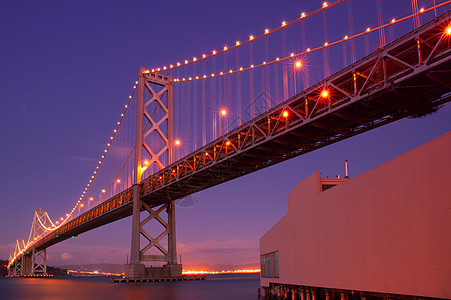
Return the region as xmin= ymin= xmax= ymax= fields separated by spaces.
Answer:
xmin=142 ymin=60 xmax=450 ymax=204
xmin=12 ymin=12 xmax=451 ymax=267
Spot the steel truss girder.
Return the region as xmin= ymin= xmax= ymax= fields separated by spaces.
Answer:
xmin=140 ymin=11 xmax=451 ymax=201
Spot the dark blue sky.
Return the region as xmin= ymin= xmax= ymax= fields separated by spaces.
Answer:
xmin=1 ymin=0 xmax=449 ymax=266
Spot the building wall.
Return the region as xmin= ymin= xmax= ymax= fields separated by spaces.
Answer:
xmin=260 ymin=132 xmax=451 ymax=299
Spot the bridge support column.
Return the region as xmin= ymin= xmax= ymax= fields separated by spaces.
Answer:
xmin=31 ymin=248 xmax=47 ymax=275
xmin=23 ymin=255 xmax=32 ymax=275
xmin=14 ymin=256 xmax=23 ymax=276
xmin=125 ymin=68 xmax=181 ymax=279
xmin=8 ymin=263 xmax=14 ymax=277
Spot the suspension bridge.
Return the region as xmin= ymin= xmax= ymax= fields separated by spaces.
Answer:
xmin=7 ymin=0 xmax=451 ymax=279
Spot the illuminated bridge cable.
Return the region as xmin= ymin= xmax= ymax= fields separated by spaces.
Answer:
xmin=167 ymin=1 xmax=450 ymax=82
xmin=151 ymin=0 xmax=344 ymax=72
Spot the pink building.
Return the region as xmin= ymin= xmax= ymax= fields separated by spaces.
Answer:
xmin=260 ymin=132 xmax=451 ymax=299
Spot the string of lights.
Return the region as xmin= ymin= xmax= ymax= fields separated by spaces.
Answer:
xmin=150 ymin=1 xmax=344 ymax=73
xmin=159 ymin=1 xmax=450 ymax=83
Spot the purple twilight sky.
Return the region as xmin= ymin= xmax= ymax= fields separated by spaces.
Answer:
xmin=0 ymin=0 xmax=450 ymax=267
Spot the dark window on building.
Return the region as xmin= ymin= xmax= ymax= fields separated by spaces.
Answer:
xmin=321 ymin=184 xmax=337 ymax=191
xmin=261 ymin=251 xmax=279 ymax=278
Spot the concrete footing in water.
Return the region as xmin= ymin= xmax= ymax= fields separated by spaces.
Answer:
xmin=124 ymin=263 xmax=182 ymax=279
xmin=113 ymin=275 xmax=205 ymax=283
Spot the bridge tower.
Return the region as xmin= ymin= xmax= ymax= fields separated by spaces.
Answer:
xmin=125 ymin=68 xmax=181 ymax=279
xmin=30 ymin=210 xmax=48 ymax=275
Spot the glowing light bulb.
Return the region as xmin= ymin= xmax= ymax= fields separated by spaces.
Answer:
xmin=177 ymin=62 xmax=181 ymax=66
xmin=251 ymin=65 xmax=254 ymax=68
xmin=446 ymin=26 xmax=451 ymax=35
xmin=193 ymin=57 xmax=197 ymax=61
xmin=240 ymin=67 xmax=243 ymax=71
xmin=366 ymin=27 xmax=370 ymax=32
xmin=226 ymin=141 xmax=231 ymax=146
xmin=282 ymin=110 xmax=289 ymax=118
xmin=324 ymin=42 xmax=328 ymax=46
xmin=323 ymin=2 xmax=328 ymax=8
xmin=202 ymin=54 xmax=206 ymax=58
xmin=307 ymin=48 xmax=310 ymax=52
xmin=175 ymin=139 xmax=181 ymax=146
xmin=102 ymin=189 xmax=106 ymax=193
xmin=391 ymin=19 xmax=396 ymax=23
xmin=212 ymin=50 xmax=217 ymax=55
xmin=144 ymin=160 xmax=149 ymax=165
xmin=344 ymin=35 xmax=348 ymax=40
xmin=60 ymin=217 xmax=64 ymax=221
xmin=282 ymin=21 xmax=286 ymax=27
xmin=301 ymin=12 xmax=306 ymax=18
xmin=419 ymin=8 xmax=424 ymax=13
xmin=80 ymin=204 xmax=84 ymax=207
xmin=224 ymin=46 xmax=228 ymax=51
xmin=170 ymin=64 xmax=173 ymax=68
xmin=90 ymin=197 xmax=93 ymax=201
xmin=265 ymin=29 xmax=269 ymax=34
xmin=220 ymin=109 xmax=227 ymax=116
xmin=163 ymin=66 xmax=167 ymax=70
xmin=295 ymin=61 xmax=302 ymax=68
xmin=321 ymin=90 xmax=329 ymax=98
xmin=117 ymin=179 xmax=121 ymax=183
xmin=249 ymin=35 xmax=254 ymax=40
